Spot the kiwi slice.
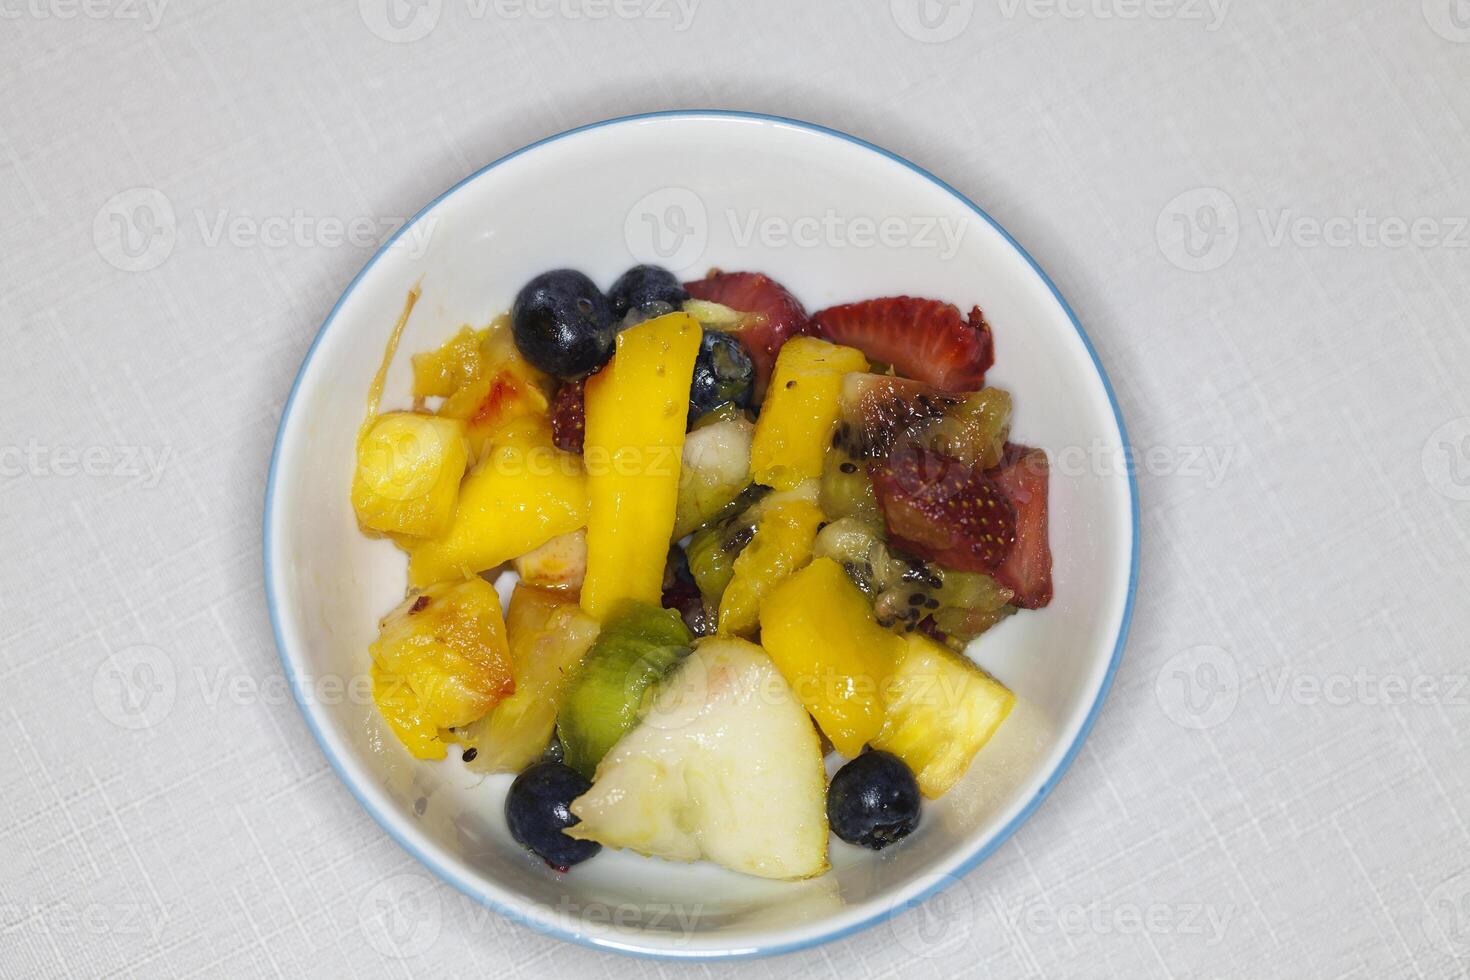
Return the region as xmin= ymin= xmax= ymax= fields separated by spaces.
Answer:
xmin=556 ymin=601 xmax=693 ymax=777
xmin=813 ymin=518 xmax=1014 ymax=650
xmin=819 ymin=445 xmax=881 ymax=525
xmin=927 ymin=388 xmax=1012 ymax=470
xmin=684 ymin=484 xmax=771 ymax=606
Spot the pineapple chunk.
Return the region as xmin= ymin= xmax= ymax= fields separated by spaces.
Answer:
xmin=351 ymin=412 xmax=468 ymax=538
xmin=872 ymin=634 xmax=1015 ymax=798
xmin=407 ymin=416 xmax=587 ymax=588
xmin=758 ymin=557 xmax=904 ymax=757
xmin=580 ymin=312 xmax=702 ymax=620
xmin=369 ymin=578 xmax=515 ymax=759
xmin=371 ymin=664 xmax=448 ymax=760
xmin=512 ymin=528 xmax=587 ymax=592
xmin=418 ymin=321 xmax=552 ymax=461
xmin=411 ymin=325 xmax=483 ymax=399
xmin=717 ymin=498 xmax=824 ymax=635
xmin=460 ymin=585 xmax=600 ymax=773
xmin=749 ymin=337 xmax=868 ymax=491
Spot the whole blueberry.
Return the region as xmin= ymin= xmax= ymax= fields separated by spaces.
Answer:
xmin=607 ymin=265 xmax=689 ymax=319
xmin=826 ymin=750 xmax=921 ymax=850
xmin=505 ymin=761 xmax=601 ymax=870
xmin=512 ymin=270 xmax=615 ymax=380
xmin=687 ymin=329 xmax=755 ymax=424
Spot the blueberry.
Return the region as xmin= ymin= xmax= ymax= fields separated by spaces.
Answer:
xmin=688 ymin=330 xmax=755 ymax=424
xmin=826 ymin=750 xmax=921 ymax=849
xmin=607 ymin=265 xmax=688 ymax=320
xmin=512 ymin=270 xmax=615 ymax=380
xmin=505 ymin=761 xmax=601 ymax=870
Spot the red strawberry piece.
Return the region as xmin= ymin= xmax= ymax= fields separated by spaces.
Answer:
xmin=987 ymin=444 xmax=1052 ymax=608
xmin=549 ymin=379 xmax=585 ymax=453
xmin=871 ymin=447 xmax=1016 ymax=573
xmin=683 ymin=271 xmax=810 ymax=399
xmin=811 ymin=297 xmax=994 ymax=392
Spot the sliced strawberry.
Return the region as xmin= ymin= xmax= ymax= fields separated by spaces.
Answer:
xmin=834 ymin=374 xmax=958 ymax=460
xmin=549 ymin=379 xmax=585 ymax=453
xmin=987 ymin=444 xmax=1052 ymax=608
xmin=870 ymin=447 xmax=1016 ymax=573
xmin=683 ymin=271 xmax=810 ymax=398
xmin=811 ymin=297 xmax=994 ymax=392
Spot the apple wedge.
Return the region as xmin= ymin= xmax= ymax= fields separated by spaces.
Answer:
xmin=566 ymin=637 xmax=829 ymax=880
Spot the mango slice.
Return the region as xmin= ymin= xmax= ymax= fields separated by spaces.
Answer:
xmin=749 ymin=337 xmax=868 ymax=491
xmin=758 ymin=557 xmax=904 ymax=757
xmin=580 ymin=312 xmax=702 ymax=620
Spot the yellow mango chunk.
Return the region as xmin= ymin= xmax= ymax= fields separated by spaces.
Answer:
xmin=580 ymin=312 xmax=702 ymax=620
xmin=369 ymin=578 xmax=515 ymax=758
xmin=758 ymin=557 xmax=904 ymax=757
xmin=872 ymin=633 xmax=1015 ymax=798
xmin=750 ymin=337 xmax=868 ymax=491
xmin=351 ymin=412 xmax=469 ymax=538
xmin=717 ymin=498 xmax=824 ymax=636
xmin=407 ymin=416 xmax=586 ymax=588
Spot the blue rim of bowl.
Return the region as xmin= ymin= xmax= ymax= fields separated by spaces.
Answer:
xmin=263 ymin=109 xmax=1140 ymax=960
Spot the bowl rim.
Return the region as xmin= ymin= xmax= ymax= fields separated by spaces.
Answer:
xmin=263 ymin=109 xmax=1140 ymax=961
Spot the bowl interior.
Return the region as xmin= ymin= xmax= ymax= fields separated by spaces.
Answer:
xmin=265 ymin=113 xmax=1135 ymax=958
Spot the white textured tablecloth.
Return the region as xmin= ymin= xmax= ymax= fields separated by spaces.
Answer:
xmin=4 ymin=1 xmax=1469 ymax=976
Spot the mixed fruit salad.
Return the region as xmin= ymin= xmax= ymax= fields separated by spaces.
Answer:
xmin=350 ymin=264 xmax=1052 ymax=879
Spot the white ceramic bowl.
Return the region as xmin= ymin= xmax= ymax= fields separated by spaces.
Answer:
xmin=265 ymin=111 xmax=1137 ymax=959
